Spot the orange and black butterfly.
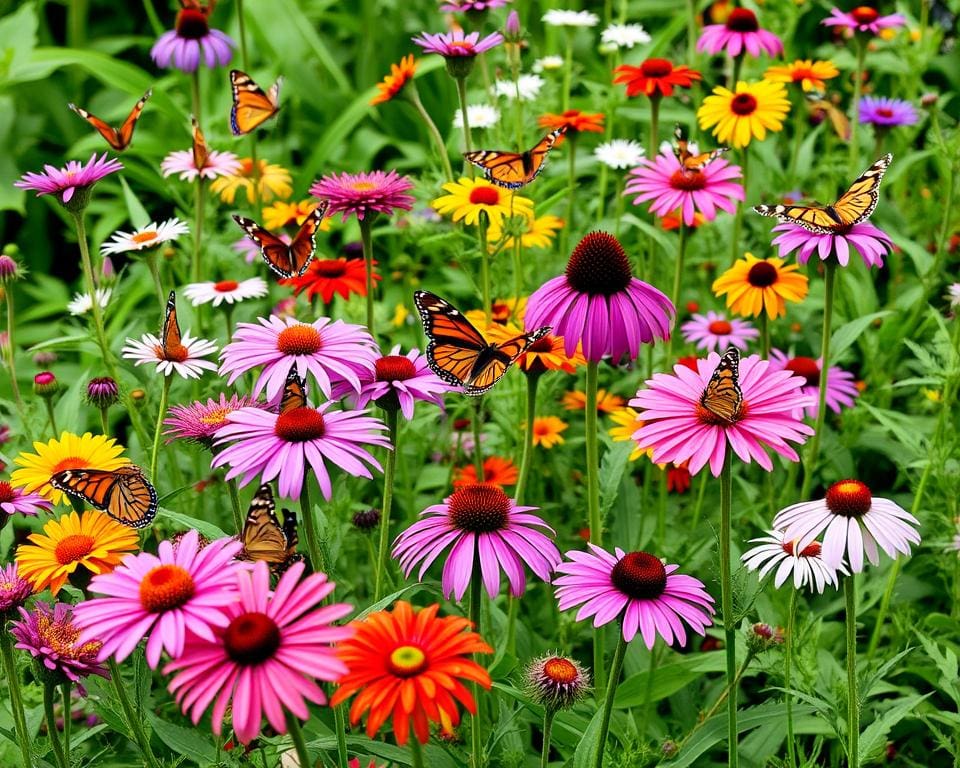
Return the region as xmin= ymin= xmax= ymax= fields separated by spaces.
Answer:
xmin=68 ymin=89 xmax=152 ymax=152
xmin=51 ymin=465 xmax=158 ymax=528
xmin=463 ymin=127 xmax=566 ymax=189
xmin=230 ymin=70 xmax=282 ymax=136
xmin=673 ymin=123 xmax=728 ymax=172
xmin=159 ymin=290 xmax=186 ymax=356
xmin=700 ymin=348 xmax=743 ymax=423
xmin=233 ymin=201 xmax=328 ymax=279
xmin=191 ymin=115 xmax=208 ymax=170
xmin=279 ymin=367 xmax=308 ymax=413
xmin=414 ymin=290 xmax=550 ymax=396
xmin=238 ymin=484 xmax=301 ymax=573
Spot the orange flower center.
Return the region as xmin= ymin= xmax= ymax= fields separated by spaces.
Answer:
xmin=50 ymin=457 xmax=90 ymax=475
xmin=782 ymin=540 xmax=822 ymax=557
xmin=448 ymin=40 xmax=474 ymax=50
xmin=199 ymin=407 xmax=232 ymax=426
xmin=274 ymin=407 xmax=326 ymax=442
xmin=726 ymin=7 xmax=759 ymax=32
xmin=223 ymin=611 xmax=280 ymax=665
xmin=313 ymin=260 xmax=347 ymax=278
xmin=375 ymin=355 xmax=417 ymax=382
xmin=277 ymin=324 xmax=323 ymax=355
xmin=543 ymin=657 xmax=579 ymax=684
xmin=533 ymin=422 xmax=550 ymax=436
xmin=610 ymin=551 xmax=667 ymax=600
xmin=747 ymin=261 xmax=778 ymax=287
xmin=37 ymin=613 xmax=101 ymax=659
xmin=791 ymin=66 xmax=815 ymax=83
xmin=825 ymin=479 xmax=872 ymax=517
xmin=707 ymin=320 xmax=733 ymax=335
xmin=214 ymin=280 xmax=239 ymax=293
xmin=0 ymin=481 xmax=15 ymax=504
xmin=669 ymin=170 xmax=708 ymax=191
xmin=730 ymin=93 xmax=758 ymax=116
xmin=851 ymin=6 xmax=880 ymax=24
xmin=448 ymin=484 xmax=510 ymax=533
xmin=155 ymin=343 xmax=190 ymax=362
xmin=784 ymin=356 xmax=820 ymax=387
xmin=131 ymin=231 xmax=159 ymax=245
xmin=55 ymin=534 xmax=95 ymax=565
xmin=640 ymin=58 xmax=672 ymax=78
xmin=388 ymin=644 xmax=427 ymax=677
xmin=139 ymin=564 xmax=196 ymax=613
xmin=469 ymin=186 xmax=501 ymax=206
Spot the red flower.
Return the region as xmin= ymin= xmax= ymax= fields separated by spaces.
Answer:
xmin=453 ymin=456 xmax=518 ymax=488
xmin=280 ymin=257 xmax=378 ymax=304
xmin=538 ymin=110 xmax=605 ymax=134
xmin=666 ymin=463 xmax=691 ymax=493
xmin=613 ymin=59 xmax=702 ymax=99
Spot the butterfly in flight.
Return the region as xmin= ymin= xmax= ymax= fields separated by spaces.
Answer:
xmin=230 ymin=70 xmax=282 ymax=136
xmin=699 ymin=348 xmax=743 ymax=423
xmin=68 ymin=89 xmax=152 ymax=152
xmin=463 ymin=127 xmax=566 ymax=189
xmin=51 ymin=465 xmax=158 ymax=528
xmin=414 ymin=290 xmax=550 ymax=396
xmin=753 ymin=153 xmax=892 ymax=234
xmin=672 ymin=123 xmax=728 ymax=172
xmin=238 ymin=483 xmax=301 ymax=574
xmin=190 ymin=115 xmax=208 ymax=170
xmin=233 ymin=201 xmax=329 ymax=278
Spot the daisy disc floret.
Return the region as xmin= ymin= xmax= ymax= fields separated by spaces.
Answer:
xmin=741 ymin=529 xmax=844 ymax=593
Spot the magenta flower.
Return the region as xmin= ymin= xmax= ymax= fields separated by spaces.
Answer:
xmin=164 ymin=561 xmax=352 ymax=744
xmin=15 ymin=153 xmax=123 ymax=205
xmin=392 ymin=484 xmax=561 ymax=600
xmin=309 ymin=170 xmax=415 ymax=222
xmin=525 ymin=232 xmax=674 ymax=363
xmin=553 ymin=545 xmax=715 ymax=648
xmin=741 ymin=530 xmax=844 ymax=593
xmin=625 ymin=149 xmax=744 ymax=226
xmin=859 ymin=96 xmax=919 ymax=127
xmin=0 ymin=480 xmax=53 ymax=518
xmin=441 ymin=0 xmax=511 ymax=10
xmin=770 ymin=221 xmax=893 ymax=268
xmin=631 ymin=351 xmax=813 ymax=476
xmin=219 ymin=315 xmax=378 ymax=401
xmin=150 ymin=4 xmax=234 ymax=72
xmin=768 ymin=349 xmax=860 ymax=419
xmin=680 ymin=311 xmax=758 ymax=353
xmin=822 ymin=6 xmax=905 ymax=36
xmin=164 ymin=393 xmax=267 ymax=446
xmin=412 ymin=28 xmax=504 ymax=58
xmin=696 ymin=7 xmax=783 ymax=58
xmin=161 ymin=147 xmax=241 ymax=181
xmin=0 ymin=563 xmax=33 ymax=616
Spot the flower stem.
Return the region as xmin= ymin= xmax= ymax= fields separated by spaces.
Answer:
xmin=61 ymin=682 xmax=72 ymax=767
xmin=540 ymin=708 xmax=556 ymax=768
xmin=785 ymin=589 xmax=798 ymax=768
xmin=406 ymin=84 xmax=454 ymax=182
xmin=360 ymin=217 xmax=376 ymax=335
xmin=514 ymin=374 xmax=540 ymax=504
xmin=646 ymin=95 xmax=661 ymax=280
xmin=333 ymin=704 xmax=349 ymax=768
xmin=730 ymin=148 xmax=748 ymax=265
xmin=226 ymin=477 xmax=244 ymax=534
xmin=99 ymin=406 xmax=110 ymax=436
xmin=144 ymin=252 xmax=166 ymax=311
xmin=844 ymin=575 xmax=859 ymax=768
xmin=593 ymin=630 xmax=627 ymax=768
xmin=0 ymin=628 xmax=33 ymax=768
xmin=478 ymin=211 xmax=491 ymax=327
xmin=613 ymin=173 xmax=626 ymax=244
xmin=410 ymin=735 xmax=426 ymax=768
xmin=506 ymin=593 xmax=518 ymax=657
xmin=106 ymin=658 xmax=161 ymax=768
xmin=299 ymin=481 xmax=325 ymax=574
xmin=848 ymin=36 xmax=867 ymax=178
xmin=455 ymin=76 xmax=474 ymax=176
xmin=665 ymin=222 xmax=687 ymax=365
xmin=469 ymin=559 xmax=483 ymax=768
xmin=4 ymin=288 xmax=29 ymax=435
xmin=44 ymin=398 xmax=59 ymax=436
xmin=43 ymin=684 xmax=67 ymax=768
xmin=585 ymin=361 xmax=601 ymax=545
xmin=512 ymin=236 xmax=524 ymax=304
xmin=788 ymin=96 xmax=806 ymax=182
xmin=472 ymin=397 xmax=485 ymax=478
xmin=565 ymin=135 xmax=577 ymax=252
xmin=150 ymin=375 xmax=171 ymax=482
xmin=285 ymin=711 xmax=313 ymax=768
xmin=719 ymin=452 xmax=738 ymax=768
xmin=759 ymin=312 xmax=770 ymax=359
xmin=374 ymin=409 xmax=399 ymax=602
xmin=191 ymin=72 xmax=205 ymax=284
xmin=562 ymin=30 xmax=574 ymax=111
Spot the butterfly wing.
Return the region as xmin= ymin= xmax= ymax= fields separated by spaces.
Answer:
xmin=414 ymin=291 xmax=489 ymax=390
xmin=278 ymin=508 xmax=303 ymax=572
xmin=464 ymin=128 xmax=565 ymax=189
xmin=68 ymin=105 xmax=123 ymax=151
xmin=191 ymin=115 xmax=209 ymax=170
xmin=230 ymin=70 xmax=282 ymax=136
xmin=682 ymin=148 xmax=729 ymax=172
xmin=116 ymin=89 xmax=152 ymax=150
xmin=752 ymin=202 xmax=838 ymax=234
xmin=286 ymin=201 xmax=328 ymax=275
xmin=232 ymin=216 xmax=296 ymax=277
xmin=279 ymin=367 xmax=308 ymax=414
xmin=699 ymin=348 xmax=743 ymax=423
xmin=240 ymin=484 xmax=291 ymax=566
xmin=463 ymin=326 xmax=552 ymax=395
xmin=51 ymin=466 xmax=157 ymax=528
xmin=161 ymin=290 xmax=183 ymax=354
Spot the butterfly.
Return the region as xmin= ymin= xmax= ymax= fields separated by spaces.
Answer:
xmin=51 ymin=465 xmax=158 ymax=528
xmin=463 ymin=127 xmax=566 ymax=189
xmin=238 ymin=484 xmax=301 ymax=573
xmin=804 ymin=92 xmax=850 ymax=141
xmin=68 ymin=89 xmax=152 ymax=152
xmin=191 ymin=115 xmax=208 ymax=170
xmin=279 ymin=366 xmax=308 ymax=413
xmin=699 ymin=348 xmax=743 ymax=423
xmin=672 ymin=123 xmax=728 ymax=172
xmin=414 ymin=290 xmax=550 ymax=396
xmin=232 ymin=201 xmax=329 ymax=279
xmin=230 ymin=70 xmax=282 ymax=136
xmin=159 ymin=290 xmax=187 ymax=357
xmin=753 ymin=153 xmax=892 ymax=235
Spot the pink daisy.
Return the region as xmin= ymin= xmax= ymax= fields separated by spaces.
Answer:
xmin=163 ymin=560 xmax=352 ymax=744
xmin=164 ymin=393 xmax=266 ymax=447
xmin=150 ymin=4 xmax=234 ymax=72
xmin=553 ymin=545 xmax=715 ymax=648
xmin=309 ymin=170 xmax=415 ymax=222
xmin=774 ymin=479 xmax=920 ymax=573
xmin=412 ymin=28 xmax=504 ymax=58
xmin=625 ymin=149 xmax=744 ymax=226
xmin=696 ymin=7 xmax=783 ymax=58
xmin=822 ymin=6 xmax=906 ymax=36
xmin=768 ymin=349 xmax=860 ymax=419
xmin=15 ymin=153 xmax=123 ymax=206
xmin=525 ymin=231 xmax=674 ymax=363
xmin=161 ymin=148 xmax=241 ymax=181
xmin=392 ymin=484 xmax=561 ymax=600
xmin=0 ymin=480 xmax=53 ymax=518
xmin=630 ymin=351 xmax=814 ymax=476
xmin=741 ymin=529 xmax=844 ymax=593
xmin=73 ymin=530 xmax=243 ymax=668
xmin=680 ymin=311 xmax=758 ymax=353
xmin=770 ymin=221 xmax=893 ymax=269
xmin=219 ymin=315 xmax=378 ymax=401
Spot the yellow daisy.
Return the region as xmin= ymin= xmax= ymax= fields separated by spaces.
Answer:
xmin=531 ymin=416 xmax=568 ymax=449
xmin=562 ymin=389 xmax=625 ymax=413
xmin=431 ymin=177 xmax=533 ymax=227
xmin=697 ymin=79 xmax=790 ymax=149
xmin=487 ymin=213 xmax=564 ymax=250
xmin=262 ymin=199 xmax=331 ymax=231
xmin=12 ymin=432 xmax=129 ymax=506
xmin=464 ymin=297 xmax=528 ymax=329
xmin=764 ymin=60 xmax=839 ymax=92
xmin=15 ymin=510 xmax=140 ymax=595
xmin=608 ymin=407 xmax=653 ymax=462
xmin=711 ymin=252 xmax=809 ymax=319
xmin=211 ymin=157 xmax=293 ymax=204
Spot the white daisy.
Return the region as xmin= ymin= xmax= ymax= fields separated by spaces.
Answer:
xmin=453 ymin=104 xmax=501 ymax=130
xmin=741 ymin=530 xmax=845 ymax=594
xmin=660 ymin=138 xmax=699 ymax=157
xmin=533 ymin=55 xmax=565 ymax=73
xmin=946 ymin=282 xmax=960 ymax=308
xmin=122 ymin=332 xmax=218 ymax=379
xmin=594 ymin=139 xmax=646 ymax=170
xmin=67 ymin=288 xmax=112 ymax=316
xmin=600 ymin=23 xmax=651 ymax=49
xmin=100 ymin=218 xmax=190 ymax=255
xmin=494 ymin=74 xmax=545 ymax=102
xmin=542 ymin=9 xmax=599 ymax=27
xmin=183 ymin=277 xmax=270 ymax=307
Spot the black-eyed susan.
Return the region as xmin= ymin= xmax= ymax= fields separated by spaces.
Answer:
xmin=697 ymin=79 xmax=790 ymax=149
xmin=711 ymin=252 xmax=809 ymax=319
xmin=764 ymin=60 xmax=839 ymax=92
xmin=487 ymin=213 xmax=564 ymax=250
xmin=432 ymin=177 xmax=534 ymax=227
xmin=531 ymin=416 xmax=568 ymax=449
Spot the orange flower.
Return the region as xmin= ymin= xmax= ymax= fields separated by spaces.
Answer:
xmin=371 ymin=55 xmax=417 ymax=105
xmin=662 ymin=209 xmax=707 ymax=231
xmin=562 ymin=389 xmax=625 ymax=413
xmin=280 ymin=257 xmax=377 ymax=304
xmin=454 ymin=456 xmax=518 ymax=488
xmin=531 ymin=416 xmax=568 ymax=449
xmin=764 ymin=60 xmax=839 ymax=93
xmin=538 ymin=109 xmax=605 ymax=134
xmin=331 ymin=602 xmax=492 ymax=745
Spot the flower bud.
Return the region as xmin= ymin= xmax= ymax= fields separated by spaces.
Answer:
xmin=101 ymin=256 xmax=116 ymax=280
xmin=86 ymin=377 xmax=120 ymax=409
xmin=33 ymin=371 xmax=58 ymax=398
xmin=920 ymin=92 xmax=938 ymax=108
xmin=33 ymin=351 xmax=58 ymax=366
xmin=352 ymin=509 xmax=381 ymax=532
xmin=0 ymin=254 xmax=21 ymax=284
xmin=524 ymin=653 xmax=590 ymax=711
xmin=130 ymin=388 xmax=146 ymax=406
xmin=746 ymin=622 xmax=784 ymax=655
xmin=504 ymin=10 xmax=522 ymax=42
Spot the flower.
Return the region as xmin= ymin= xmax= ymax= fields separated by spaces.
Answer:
xmin=0 ymin=253 xmax=21 ymax=283
xmin=947 ymin=283 xmax=960 ymax=308
xmin=15 ymin=510 xmax=139 ymax=595
xmin=696 ymin=7 xmax=783 ymax=58
xmin=515 ymin=332 xmax=586 ymax=374
xmin=211 ymin=158 xmax=292 ymax=204
xmin=412 ymin=28 xmax=504 ymax=58
xmin=0 ymin=563 xmax=33 ymax=616
xmin=100 ymin=218 xmax=189 ymax=255
xmin=433 ymin=178 xmax=534 ymax=227
xmin=768 ymin=350 xmax=860 ymax=419
xmin=562 ymin=388 xmax=625 ymax=413
xmin=533 ymin=56 xmax=564 ymax=73
xmin=859 ymin=96 xmax=919 ymax=127
xmin=15 ymin=153 xmax=122 ymax=206
xmin=67 ymin=288 xmax=111 ymax=316
xmin=219 ymin=315 xmax=378 ymax=401
xmin=150 ymin=3 xmax=234 ymax=72
xmin=11 ymin=431 xmax=129 ymax=505
xmin=33 ymin=371 xmax=58 ymax=399
xmin=554 ymin=545 xmax=715 ymax=647
xmin=625 ymin=149 xmax=744 ymax=227
xmin=601 ymin=23 xmax=651 ymax=49
xmin=741 ymin=530 xmax=843 ymax=593
xmin=711 ymin=252 xmax=809 ymax=319
xmin=667 ymin=464 xmax=691 ymax=493
xmin=371 ymin=54 xmax=417 ymax=105
xmin=680 ymin=311 xmax=759 ymax=353
xmin=542 ymin=9 xmax=599 ymax=27
xmin=594 ymin=139 xmax=646 ymax=170
xmin=770 ymin=221 xmax=893 ymax=268
xmin=487 ymin=213 xmax=563 ymax=250
xmin=532 ymin=416 xmax=568 ymax=449
xmin=212 ymin=401 xmax=389 ymax=500
xmin=526 ymin=231 xmax=674 ymax=363
xmin=538 ymin=110 xmax=604 ymax=134
xmin=609 ymin=407 xmax=651 ymax=461
xmin=631 ymin=352 xmax=814 ymax=476
xmin=765 ymin=59 xmax=839 ymax=92
xmin=281 ymin=258 xmax=376 ymax=304
xmin=452 ymin=456 xmax=515 ymax=489
xmin=311 ymin=170 xmax=415 ymax=223
xmin=774 ymin=479 xmax=920 ymax=572
xmin=164 ymin=393 xmax=265 ymax=446
xmin=122 ymin=328 xmax=218 ymax=379
xmin=494 ymin=74 xmax=545 ymax=101
xmin=164 ymin=561 xmax=352 ymax=744
xmin=0 ymin=481 xmax=53 ymax=518
xmin=524 ymin=654 xmax=590 ymax=710
xmin=822 ymin=6 xmax=906 ymax=36
xmin=262 ymin=199 xmax=327 ymax=230
xmin=697 ymin=79 xmax=790 ymax=148
xmin=182 ymin=277 xmax=268 ymax=307
xmin=440 ymin=0 xmax=510 ymax=9
xmin=331 ymin=602 xmax=492 ymax=745
xmin=161 ymin=147 xmax=240 ymax=181
xmin=453 ymin=104 xmax=501 ymax=130
xmin=613 ymin=59 xmax=702 ymax=99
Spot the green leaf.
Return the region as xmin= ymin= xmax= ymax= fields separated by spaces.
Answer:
xmin=352 ymin=582 xmax=435 ymax=621
xmin=157 ymin=507 xmax=228 ymax=540
xmin=572 ymin=705 xmax=604 ymax=768
xmin=615 ymin=653 xmax=728 ymax=707
xmin=598 ymin=440 xmax=634 ymax=525
xmin=858 ymin=694 xmax=929 ymax=763
xmin=119 ymin=176 xmax=150 ymax=229
xmin=829 ymin=311 xmax=892 ymax=360
xmin=147 ymin=713 xmax=217 ymax=765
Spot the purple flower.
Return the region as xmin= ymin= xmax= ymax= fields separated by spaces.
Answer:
xmin=15 ymin=153 xmax=123 ymax=205
xmin=150 ymin=5 xmax=234 ymax=72
xmin=822 ymin=6 xmax=905 ymax=36
xmin=0 ymin=563 xmax=33 ymax=616
xmin=768 ymin=349 xmax=860 ymax=419
xmin=680 ymin=311 xmax=758 ymax=353
xmin=309 ymin=170 xmax=414 ymax=222
xmin=412 ymin=28 xmax=504 ymax=58
xmin=164 ymin=393 xmax=267 ymax=447
xmin=392 ymin=484 xmax=561 ymax=600
xmin=441 ymin=0 xmax=511 ymax=10
xmin=161 ymin=148 xmax=241 ymax=181
xmin=696 ymin=7 xmax=783 ymax=58
xmin=771 ymin=221 xmax=893 ymax=268
xmin=859 ymin=96 xmax=918 ymax=127
xmin=0 ymin=480 xmax=53 ymax=518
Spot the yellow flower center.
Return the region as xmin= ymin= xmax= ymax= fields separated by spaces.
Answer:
xmin=37 ymin=613 xmax=101 ymax=659
xmin=55 ymin=534 xmax=95 ymax=565
xmin=350 ymin=181 xmax=378 ymax=192
xmin=388 ymin=645 xmax=427 ymax=677
xmin=139 ymin=564 xmax=196 ymax=613
xmin=199 ymin=407 xmax=231 ymax=426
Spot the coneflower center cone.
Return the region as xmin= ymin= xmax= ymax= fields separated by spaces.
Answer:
xmin=825 ymin=479 xmax=872 ymax=517
xmin=565 ymin=231 xmax=632 ymax=296
xmin=747 ymin=261 xmax=778 ymax=287
xmin=851 ymin=6 xmax=880 ymax=24
xmin=781 ymin=540 xmax=822 ymax=557
xmin=139 ymin=564 xmax=196 ymax=613
xmin=785 ymin=356 xmax=821 ymax=387
xmin=726 ymin=7 xmax=759 ymax=32
xmin=708 ymin=320 xmax=733 ymax=335
xmin=730 ymin=93 xmax=758 ymax=116
xmin=448 ymin=484 xmax=510 ymax=533
xmin=640 ymin=58 xmax=673 ymax=78
xmin=274 ymin=407 xmax=326 ymax=442
xmin=610 ymin=551 xmax=667 ymax=600
xmin=175 ymin=8 xmax=210 ymax=39
xmin=277 ymin=325 xmax=323 ymax=355
xmin=224 ymin=611 xmax=281 ymax=665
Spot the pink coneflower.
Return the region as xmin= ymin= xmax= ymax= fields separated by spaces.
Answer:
xmin=696 ymin=7 xmax=783 ymax=58
xmin=631 ymin=351 xmax=813 ymax=476
xmin=822 ymin=6 xmax=905 ymax=36
xmin=625 ymin=149 xmax=744 ymax=226
xmin=122 ymin=330 xmax=218 ymax=379
xmin=164 ymin=561 xmax=352 ymax=744
xmin=440 ymin=0 xmax=510 ymax=10
xmin=164 ymin=393 xmax=265 ymax=446
xmin=0 ymin=480 xmax=54 ymax=518
xmin=741 ymin=530 xmax=844 ymax=593
xmin=768 ymin=349 xmax=859 ymax=419
xmin=212 ymin=400 xmax=389 ymax=499
xmin=553 ymin=545 xmax=715 ymax=648
xmin=73 ymin=530 xmax=243 ymax=668
xmin=0 ymin=563 xmax=33 ymax=616
xmin=774 ymin=479 xmax=920 ymax=572
xmin=183 ymin=277 xmax=268 ymax=307
xmin=161 ymin=147 xmax=241 ymax=181
xmin=15 ymin=153 xmax=123 ymax=206
xmin=309 ymin=170 xmax=414 ymax=222
xmin=859 ymin=96 xmax=918 ymax=127
xmin=392 ymin=484 xmax=561 ymax=600
xmin=412 ymin=28 xmax=504 ymax=58
xmin=150 ymin=3 xmax=234 ymax=72
xmin=680 ymin=311 xmax=758 ymax=353
xmin=770 ymin=221 xmax=893 ymax=269
xmin=219 ymin=315 xmax=378 ymax=401
xmin=525 ymin=231 xmax=674 ymax=363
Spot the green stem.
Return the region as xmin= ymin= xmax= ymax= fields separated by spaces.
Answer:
xmin=455 ymin=76 xmax=474 ymax=176
xmin=144 ymin=252 xmax=165 ymax=311
xmin=759 ymin=312 xmax=770 ymax=359
xmin=562 ymin=30 xmax=574 ymax=111
xmin=410 ymin=735 xmax=426 ymax=768
xmin=506 ymin=594 xmax=518 ymax=657
xmin=686 ymin=0 xmax=698 ymax=62
xmin=374 ymin=409 xmax=399 ymax=601
xmin=613 ymin=173 xmax=626 ymax=245
xmin=43 ymin=684 xmax=67 ymax=768
xmin=565 ymin=136 xmax=577 ymax=251
xmin=0 ymin=629 xmax=33 ymax=768
xmin=406 ymin=84 xmax=454 ymax=182
xmin=690 ymin=468 xmax=708 ymax=529
xmin=107 ymin=658 xmax=161 ymax=768
xmin=845 ymin=575 xmax=859 ymax=768
xmin=4 ymin=289 xmax=29 ymax=435
xmin=479 ymin=212 xmax=490 ymax=327
xmin=226 ymin=477 xmax=244 ymax=534
xmin=514 ymin=374 xmax=540 ymax=504
xmin=472 ymin=398 xmax=485 ymax=478
xmin=665 ymin=222 xmax=687 ymax=366
xmin=299 ymin=482 xmax=325 ymax=573
xmin=512 ymin=236 xmax=523 ymax=304
xmin=44 ymin=398 xmax=59 ymax=436
xmin=333 ymin=704 xmax=349 ymax=768
xmin=540 ymin=708 xmax=556 ymax=768
xmin=191 ymin=72 xmax=204 ymax=283
xmin=469 ymin=562 xmax=483 ymax=768
xmin=286 ymin=711 xmax=313 ymax=768
xmin=140 ymin=0 xmax=164 ymax=36
xmin=99 ymin=406 xmax=110 ymax=436
xmin=788 ymin=98 xmax=806 ymax=182
xmin=848 ymin=37 xmax=867 ymax=177
xmin=223 ymin=304 xmax=234 ymax=343
xmin=785 ymin=589 xmax=798 ymax=768
xmin=585 ymin=360 xmax=605 ymax=698
xmin=150 ymin=376 xmax=171 ymax=482
xmin=236 ymin=0 xmax=250 ymax=70
xmin=719 ymin=453 xmax=738 ymax=768
xmin=730 ymin=148 xmax=748 ymax=265
xmin=593 ymin=630 xmax=628 ymax=768
xmin=638 ymin=644 xmax=662 ymax=737
xmin=60 ymin=682 xmax=71 ymax=768
xmin=360 ymin=217 xmax=376 ymax=334
xmin=646 ymin=95 xmax=661 ymax=280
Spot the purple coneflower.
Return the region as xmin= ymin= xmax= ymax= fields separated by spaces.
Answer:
xmin=0 ymin=480 xmax=53 ymax=518
xmin=309 ymin=170 xmax=414 ymax=222
xmin=768 ymin=349 xmax=859 ymax=419
xmin=696 ymin=7 xmax=783 ymax=58
xmin=741 ymin=529 xmax=844 ymax=593
xmin=822 ymin=6 xmax=905 ymax=36
xmin=412 ymin=28 xmax=504 ymax=59
xmin=680 ymin=311 xmax=758 ymax=353
xmin=770 ymin=221 xmax=893 ymax=269
xmin=164 ymin=393 xmax=265 ymax=446
xmin=150 ymin=3 xmax=234 ymax=72
xmin=161 ymin=147 xmax=241 ymax=181
xmin=15 ymin=153 xmax=123 ymax=207
xmin=859 ymin=96 xmax=918 ymax=127
xmin=441 ymin=0 xmax=510 ymax=10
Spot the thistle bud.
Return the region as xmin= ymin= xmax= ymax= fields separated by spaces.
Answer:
xmin=746 ymin=622 xmax=784 ymax=655
xmin=86 ymin=377 xmax=120 ymax=409
xmin=33 ymin=371 xmax=58 ymax=398
xmin=0 ymin=254 xmax=21 ymax=285
xmin=524 ymin=653 xmax=590 ymax=711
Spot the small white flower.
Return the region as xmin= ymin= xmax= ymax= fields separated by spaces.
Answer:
xmin=594 ymin=139 xmax=646 ymax=170
xmin=494 ymin=74 xmax=545 ymax=102
xmin=100 ymin=218 xmax=190 ymax=255
xmin=947 ymin=282 xmax=960 ymax=308
xmin=453 ymin=104 xmax=501 ymax=130
xmin=542 ymin=9 xmax=599 ymax=27
xmin=600 ymin=23 xmax=651 ymax=49
xmin=122 ymin=332 xmax=218 ymax=379
xmin=741 ymin=530 xmax=845 ymax=594
xmin=533 ymin=55 xmax=565 ymax=73
xmin=67 ymin=288 xmax=112 ymax=316
xmin=660 ymin=138 xmax=699 ymax=157
xmin=183 ymin=277 xmax=270 ymax=307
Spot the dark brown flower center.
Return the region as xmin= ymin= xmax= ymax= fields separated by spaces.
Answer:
xmin=274 ymin=407 xmax=326 ymax=442
xmin=0 ymin=481 xmax=14 ymax=504
xmin=565 ymin=231 xmax=633 ymax=296
xmin=610 ymin=551 xmax=667 ymax=600
xmin=726 ymin=7 xmax=759 ymax=32
xmin=375 ymin=355 xmax=417 ymax=382
xmin=447 ymin=484 xmax=510 ymax=533
xmin=223 ymin=611 xmax=281 ymax=665
xmin=277 ymin=325 xmax=323 ymax=356
xmin=669 ymin=170 xmax=708 ymax=191
xmin=851 ymin=6 xmax=880 ymax=24
xmin=730 ymin=93 xmax=758 ymax=116
xmin=784 ymin=356 xmax=820 ymax=387
xmin=175 ymin=8 xmax=210 ymax=39
xmin=640 ymin=58 xmax=672 ymax=78
xmin=747 ymin=261 xmax=778 ymax=287
xmin=139 ymin=564 xmax=196 ymax=613
xmin=825 ymin=479 xmax=872 ymax=517
xmin=707 ymin=320 xmax=733 ymax=335
xmin=313 ymin=260 xmax=347 ymax=278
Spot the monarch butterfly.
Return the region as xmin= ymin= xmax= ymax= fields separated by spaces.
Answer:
xmin=233 ymin=201 xmax=329 ymax=279
xmin=463 ymin=127 xmax=566 ymax=189
xmin=238 ymin=484 xmax=301 ymax=573
xmin=279 ymin=367 xmax=308 ymax=414
xmin=672 ymin=123 xmax=728 ymax=172
xmin=700 ymin=348 xmax=743 ymax=423
xmin=160 ymin=290 xmax=186 ymax=356
xmin=753 ymin=154 xmax=892 ymax=234
xmin=51 ymin=465 xmax=158 ymax=528
xmin=229 ymin=70 xmax=282 ymax=136
xmin=414 ymin=290 xmax=550 ymax=396
xmin=191 ymin=115 xmax=208 ymax=170
xmin=68 ymin=89 xmax=152 ymax=152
